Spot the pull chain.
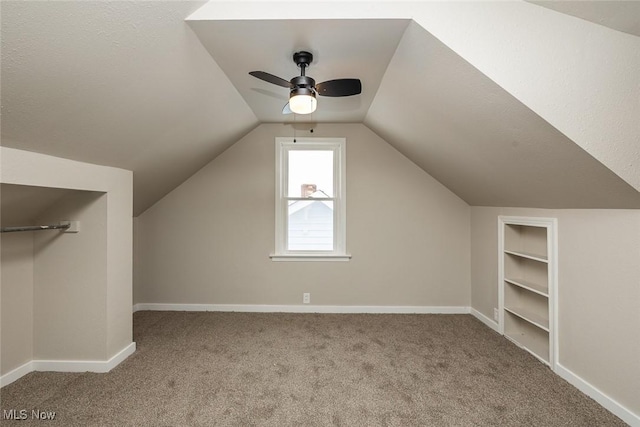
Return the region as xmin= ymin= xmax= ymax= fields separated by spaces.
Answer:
xmin=293 ymin=113 xmax=297 ymax=143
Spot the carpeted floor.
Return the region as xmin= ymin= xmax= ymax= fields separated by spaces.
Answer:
xmin=1 ymin=312 xmax=626 ymax=426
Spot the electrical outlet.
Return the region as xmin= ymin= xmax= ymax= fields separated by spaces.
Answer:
xmin=493 ymin=308 xmax=499 ymax=322
xmin=303 ymin=293 xmax=310 ymax=304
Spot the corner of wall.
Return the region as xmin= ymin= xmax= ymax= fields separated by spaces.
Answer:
xmin=0 ymin=147 xmax=134 ymax=378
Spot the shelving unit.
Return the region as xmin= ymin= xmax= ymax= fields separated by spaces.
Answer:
xmin=499 ymin=216 xmax=557 ymax=369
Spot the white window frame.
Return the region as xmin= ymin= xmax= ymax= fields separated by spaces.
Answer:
xmin=271 ymin=137 xmax=350 ymax=262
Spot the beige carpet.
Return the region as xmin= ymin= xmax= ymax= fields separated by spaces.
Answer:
xmin=1 ymin=312 xmax=626 ymax=426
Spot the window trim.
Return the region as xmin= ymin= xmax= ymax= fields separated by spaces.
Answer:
xmin=271 ymin=137 xmax=350 ymax=261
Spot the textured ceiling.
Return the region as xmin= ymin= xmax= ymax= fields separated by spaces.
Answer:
xmin=1 ymin=1 xmax=638 ymax=215
xmin=527 ymin=1 xmax=640 ymax=37
xmin=1 ymin=1 xmax=258 ymax=215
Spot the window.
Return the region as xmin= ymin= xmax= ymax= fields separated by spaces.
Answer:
xmin=271 ymin=137 xmax=349 ymax=261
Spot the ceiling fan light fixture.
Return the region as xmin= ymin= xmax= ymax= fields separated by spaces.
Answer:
xmin=249 ymin=50 xmax=361 ymax=115
xmin=289 ymin=87 xmax=317 ymax=115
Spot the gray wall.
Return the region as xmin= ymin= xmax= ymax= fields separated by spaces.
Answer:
xmin=34 ymin=192 xmax=108 ymax=361
xmin=134 ymin=123 xmax=639 ymax=418
xmin=1 ymin=232 xmax=34 ymax=374
xmin=135 ymin=123 xmax=471 ymax=307
xmin=470 ymin=207 xmax=640 ymax=415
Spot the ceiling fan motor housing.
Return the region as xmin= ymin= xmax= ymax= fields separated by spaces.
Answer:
xmin=293 ymin=51 xmax=313 ymax=69
xmin=291 ymin=75 xmax=315 ymax=91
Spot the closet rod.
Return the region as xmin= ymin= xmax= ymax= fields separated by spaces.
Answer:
xmin=0 ymin=223 xmax=71 ymax=233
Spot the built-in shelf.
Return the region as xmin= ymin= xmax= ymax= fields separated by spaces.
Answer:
xmin=504 ymin=250 xmax=548 ymax=263
xmin=504 ymin=278 xmax=548 ymax=297
xmin=504 ymin=329 xmax=550 ymax=365
xmin=499 ymin=217 xmax=556 ymax=370
xmin=504 ymin=306 xmax=549 ymax=331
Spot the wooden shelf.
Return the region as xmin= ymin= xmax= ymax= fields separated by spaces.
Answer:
xmin=504 ymin=278 xmax=548 ymax=297
xmin=504 ymin=306 xmax=549 ymax=331
xmin=504 ymin=250 xmax=548 ymax=263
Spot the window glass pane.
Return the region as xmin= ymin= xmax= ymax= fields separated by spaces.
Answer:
xmin=287 ymin=200 xmax=334 ymax=251
xmin=288 ymin=150 xmax=333 ymax=198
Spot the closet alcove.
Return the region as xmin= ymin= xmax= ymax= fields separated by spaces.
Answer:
xmin=1 ymin=183 xmax=107 ymax=375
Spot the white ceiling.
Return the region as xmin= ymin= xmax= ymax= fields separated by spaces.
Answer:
xmin=365 ymin=22 xmax=640 ymax=208
xmin=188 ymin=19 xmax=410 ymax=123
xmin=528 ymin=1 xmax=640 ymax=37
xmin=1 ymin=1 xmax=638 ymax=215
xmin=1 ymin=1 xmax=258 ymax=215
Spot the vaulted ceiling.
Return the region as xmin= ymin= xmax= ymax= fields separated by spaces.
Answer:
xmin=1 ymin=1 xmax=258 ymax=214
xmin=2 ymin=1 xmax=639 ymax=215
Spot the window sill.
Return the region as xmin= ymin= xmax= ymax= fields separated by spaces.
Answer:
xmin=270 ymin=254 xmax=352 ymax=262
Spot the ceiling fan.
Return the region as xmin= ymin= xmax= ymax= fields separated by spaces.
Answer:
xmin=249 ymin=51 xmax=362 ymax=115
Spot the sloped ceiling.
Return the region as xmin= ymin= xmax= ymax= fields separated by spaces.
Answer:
xmin=528 ymin=1 xmax=640 ymax=37
xmin=187 ymin=0 xmax=640 ymax=208
xmin=2 ymin=1 xmax=639 ymax=214
xmin=1 ymin=1 xmax=258 ymax=215
xmin=365 ymin=22 xmax=640 ymax=208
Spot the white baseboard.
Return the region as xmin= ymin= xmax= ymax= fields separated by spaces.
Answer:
xmin=0 ymin=342 xmax=136 ymax=388
xmin=0 ymin=361 xmax=35 ymax=388
xmin=133 ymin=303 xmax=471 ymax=314
xmin=32 ymin=342 xmax=136 ymax=373
xmin=555 ymin=363 xmax=639 ymax=427
xmin=470 ymin=308 xmax=500 ymax=333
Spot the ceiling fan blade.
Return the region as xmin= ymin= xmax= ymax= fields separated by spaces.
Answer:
xmin=249 ymin=71 xmax=291 ymax=88
xmin=316 ymin=79 xmax=362 ymax=97
xmin=282 ymin=102 xmax=292 ymax=115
